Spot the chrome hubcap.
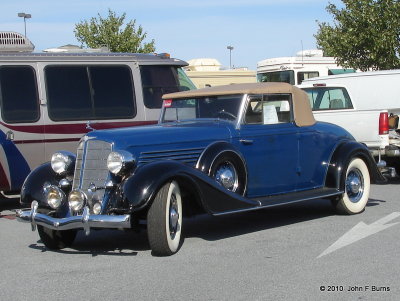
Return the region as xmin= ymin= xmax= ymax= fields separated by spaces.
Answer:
xmin=215 ymin=161 xmax=238 ymax=192
xmin=169 ymin=193 xmax=179 ymax=239
xmin=346 ymin=168 xmax=364 ymax=203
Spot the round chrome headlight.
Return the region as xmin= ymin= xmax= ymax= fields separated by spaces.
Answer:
xmin=68 ymin=189 xmax=86 ymax=212
xmin=93 ymin=202 xmax=102 ymax=215
xmin=107 ymin=151 xmax=135 ymax=175
xmin=46 ymin=185 xmax=65 ymax=209
xmin=51 ymin=152 xmax=75 ymax=175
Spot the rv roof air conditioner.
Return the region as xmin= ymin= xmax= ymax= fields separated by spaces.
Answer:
xmin=0 ymin=32 xmax=35 ymax=53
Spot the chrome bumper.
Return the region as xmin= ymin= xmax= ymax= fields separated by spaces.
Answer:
xmin=16 ymin=201 xmax=132 ymax=235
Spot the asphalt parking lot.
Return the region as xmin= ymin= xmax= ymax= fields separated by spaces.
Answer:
xmin=1 ymin=181 xmax=399 ymax=301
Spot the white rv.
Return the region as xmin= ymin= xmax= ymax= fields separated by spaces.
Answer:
xmin=0 ymin=32 xmax=196 ymax=194
xmin=257 ymin=50 xmax=355 ymax=85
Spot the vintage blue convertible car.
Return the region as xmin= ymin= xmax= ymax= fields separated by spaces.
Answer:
xmin=17 ymin=83 xmax=384 ymax=256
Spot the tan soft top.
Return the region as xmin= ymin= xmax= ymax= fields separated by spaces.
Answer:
xmin=163 ymin=82 xmax=316 ymax=127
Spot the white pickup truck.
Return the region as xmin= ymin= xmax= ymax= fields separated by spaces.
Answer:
xmin=299 ymin=69 xmax=400 ymax=178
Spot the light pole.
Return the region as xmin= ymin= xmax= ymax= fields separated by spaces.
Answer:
xmin=18 ymin=12 xmax=32 ymax=37
xmin=227 ymin=45 xmax=234 ymax=69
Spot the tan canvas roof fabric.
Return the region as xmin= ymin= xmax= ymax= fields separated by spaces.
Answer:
xmin=163 ymin=82 xmax=316 ymax=127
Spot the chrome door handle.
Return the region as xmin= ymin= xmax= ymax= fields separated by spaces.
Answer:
xmin=240 ymin=139 xmax=253 ymax=145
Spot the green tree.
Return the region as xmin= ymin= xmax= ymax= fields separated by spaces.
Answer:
xmin=315 ymin=0 xmax=400 ymax=71
xmin=74 ymin=9 xmax=155 ymax=53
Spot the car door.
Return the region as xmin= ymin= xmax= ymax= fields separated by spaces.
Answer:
xmin=237 ymin=94 xmax=299 ymax=197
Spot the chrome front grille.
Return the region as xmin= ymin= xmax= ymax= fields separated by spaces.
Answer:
xmin=138 ymin=147 xmax=204 ymax=166
xmin=73 ymin=139 xmax=112 ymax=191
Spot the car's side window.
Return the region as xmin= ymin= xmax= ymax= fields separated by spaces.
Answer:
xmin=245 ymin=94 xmax=292 ymax=125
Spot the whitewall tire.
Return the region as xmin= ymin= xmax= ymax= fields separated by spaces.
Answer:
xmin=147 ymin=180 xmax=183 ymax=256
xmin=334 ymin=158 xmax=370 ymax=214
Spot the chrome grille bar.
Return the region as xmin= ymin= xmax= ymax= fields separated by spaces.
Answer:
xmin=73 ymin=140 xmax=112 ymax=191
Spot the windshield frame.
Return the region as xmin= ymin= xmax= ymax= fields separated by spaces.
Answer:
xmin=159 ymin=94 xmax=247 ymax=126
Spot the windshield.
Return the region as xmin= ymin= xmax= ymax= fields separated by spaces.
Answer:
xmin=161 ymin=95 xmax=243 ymax=123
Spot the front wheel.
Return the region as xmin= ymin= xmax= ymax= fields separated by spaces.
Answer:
xmin=37 ymin=226 xmax=77 ymax=250
xmin=332 ymin=158 xmax=370 ymax=215
xmin=147 ymin=181 xmax=183 ymax=256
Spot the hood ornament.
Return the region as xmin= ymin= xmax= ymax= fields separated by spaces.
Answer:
xmin=86 ymin=121 xmax=95 ymax=131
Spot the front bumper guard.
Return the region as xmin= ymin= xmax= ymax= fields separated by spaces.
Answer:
xmin=16 ymin=201 xmax=132 ymax=235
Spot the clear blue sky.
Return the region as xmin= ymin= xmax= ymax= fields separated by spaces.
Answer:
xmin=0 ymin=0 xmax=342 ymax=69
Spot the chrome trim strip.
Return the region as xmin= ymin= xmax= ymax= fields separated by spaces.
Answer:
xmin=16 ymin=202 xmax=131 ymax=234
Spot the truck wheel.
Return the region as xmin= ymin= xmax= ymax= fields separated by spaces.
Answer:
xmin=147 ymin=181 xmax=183 ymax=256
xmin=333 ymin=158 xmax=370 ymax=214
xmin=210 ymin=153 xmax=246 ymax=195
xmin=37 ymin=226 xmax=77 ymax=249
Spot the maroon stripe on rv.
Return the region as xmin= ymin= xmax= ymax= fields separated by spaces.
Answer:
xmin=0 ymin=120 xmax=158 ymax=134
xmin=13 ymin=138 xmax=81 ymax=144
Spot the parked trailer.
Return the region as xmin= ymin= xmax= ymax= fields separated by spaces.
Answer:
xmin=0 ymin=32 xmax=196 ymax=194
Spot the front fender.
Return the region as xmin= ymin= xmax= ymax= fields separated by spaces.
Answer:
xmin=20 ymin=162 xmax=59 ymax=207
xmin=326 ymin=141 xmax=386 ymax=190
xmin=122 ymin=161 xmax=258 ymax=215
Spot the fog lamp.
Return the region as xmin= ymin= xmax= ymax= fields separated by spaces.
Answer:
xmin=68 ymin=189 xmax=86 ymax=212
xmin=46 ymin=185 xmax=65 ymax=209
xmin=93 ymin=202 xmax=102 ymax=215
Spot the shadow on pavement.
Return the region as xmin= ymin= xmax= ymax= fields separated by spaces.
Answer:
xmin=25 ymin=197 xmax=384 ymax=256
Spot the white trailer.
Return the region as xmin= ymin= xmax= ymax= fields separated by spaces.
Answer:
xmin=257 ymin=50 xmax=355 ymax=85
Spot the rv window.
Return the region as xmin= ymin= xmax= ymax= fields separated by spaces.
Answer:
xmin=140 ymin=66 xmax=196 ymax=109
xmin=297 ymin=71 xmax=319 ymax=85
xmin=257 ymin=71 xmax=295 ymax=85
xmin=45 ymin=65 xmax=136 ymax=121
xmin=0 ymin=66 xmax=39 ymax=123
xmin=302 ymin=87 xmax=353 ymax=111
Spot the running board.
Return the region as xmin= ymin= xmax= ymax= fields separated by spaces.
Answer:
xmin=213 ymin=187 xmax=343 ymax=216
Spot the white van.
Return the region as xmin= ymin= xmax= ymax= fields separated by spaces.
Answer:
xmin=0 ymin=32 xmax=195 ymax=194
xmin=299 ymin=69 xmax=400 ymax=177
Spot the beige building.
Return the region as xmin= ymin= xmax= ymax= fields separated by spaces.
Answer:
xmin=185 ymin=58 xmax=256 ymax=88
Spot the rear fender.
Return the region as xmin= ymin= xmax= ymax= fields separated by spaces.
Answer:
xmin=325 ymin=141 xmax=386 ymax=190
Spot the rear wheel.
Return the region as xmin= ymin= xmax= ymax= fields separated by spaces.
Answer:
xmin=332 ymin=158 xmax=370 ymax=214
xmin=37 ymin=226 xmax=77 ymax=250
xmin=147 ymin=181 xmax=183 ymax=256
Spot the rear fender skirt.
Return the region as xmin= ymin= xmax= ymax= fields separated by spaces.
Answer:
xmin=122 ymin=161 xmax=258 ymax=215
xmin=325 ymin=141 xmax=386 ymax=190
xmin=20 ymin=162 xmax=59 ymax=207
